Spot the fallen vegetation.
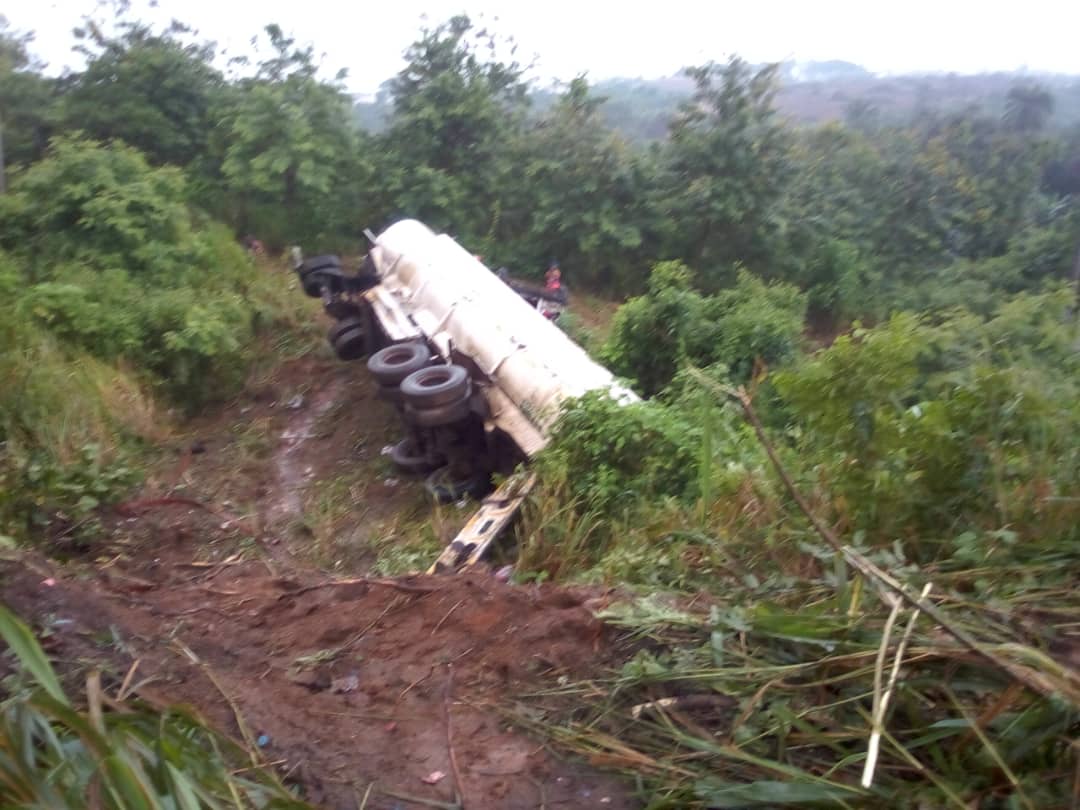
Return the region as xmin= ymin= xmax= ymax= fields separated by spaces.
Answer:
xmin=514 ymin=281 xmax=1080 ymax=806
xmin=0 ymin=604 xmax=311 ymax=808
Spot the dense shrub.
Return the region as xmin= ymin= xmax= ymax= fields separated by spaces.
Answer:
xmin=601 ymin=261 xmax=707 ymax=396
xmin=540 ymin=392 xmax=700 ymax=512
xmin=0 ymin=138 xmax=316 ymax=541
xmin=0 ymin=136 xmax=196 ymax=278
xmin=0 ymin=138 xmax=303 ymax=412
xmin=603 ymin=263 xmax=807 ymax=395
xmin=773 ymin=296 xmax=1080 ymax=545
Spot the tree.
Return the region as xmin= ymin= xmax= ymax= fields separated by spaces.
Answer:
xmin=380 ymin=15 xmax=529 ymax=243
xmin=1004 ymin=83 xmax=1054 ymax=134
xmin=0 ymin=135 xmax=194 ymax=279
xmin=515 ymin=76 xmax=647 ymax=289
xmin=0 ymin=17 xmax=56 ymax=191
xmin=61 ymin=19 xmax=224 ymax=169
xmin=663 ymin=58 xmax=792 ymax=286
xmin=916 ymin=110 xmax=1047 ymax=259
xmin=217 ymin=25 xmax=360 ymax=246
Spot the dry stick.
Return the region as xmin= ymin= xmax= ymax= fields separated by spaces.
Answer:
xmin=694 ymin=370 xmax=1075 ymax=701
xmin=869 ymin=596 xmax=904 ymax=729
xmin=356 ymin=781 xmax=375 ymax=810
xmin=432 ymin=599 xmax=465 ymax=636
xmin=862 ymin=583 xmax=931 ymax=789
xmin=863 ymin=591 xmax=905 ymax=784
xmin=86 ymin=671 xmax=105 ymax=733
xmin=399 ymin=665 xmax=436 ymax=701
xmin=343 ymin=595 xmax=408 ymax=650
xmin=231 ymin=759 xmax=288 ymax=775
xmin=443 ymin=664 xmax=468 ymax=810
xmin=116 ymin=658 xmax=141 ymax=701
xmin=174 ymin=641 xmax=260 ymax=765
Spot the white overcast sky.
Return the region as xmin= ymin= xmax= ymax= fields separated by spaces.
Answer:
xmin=6 ymin=0 xmax=1080 ymax=94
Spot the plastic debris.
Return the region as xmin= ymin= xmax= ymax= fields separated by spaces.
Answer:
xmin=286 ymin=394 xmax=305 ymax=410
xmin=330 ymin=673 xmax=360 ymax=693
xmin=494 ymin=565 xmax=514 ymax=583
xmin=41 ymin=578 xmax=56 ymax=587
xmin=380 ymin=445 xmax=395 ymax=456
xmin=256 ymin=734 xmax=271 ymax=747
xmin=421 ymin=770 xmax=446 ymax=785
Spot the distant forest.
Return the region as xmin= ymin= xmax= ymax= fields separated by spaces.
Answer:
xmin=356 ymin=61 xmax=1080 ymax=142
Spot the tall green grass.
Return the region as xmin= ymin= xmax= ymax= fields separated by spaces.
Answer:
xmin=0 ymin=603 xmax=312 ymax=808
xmin=0 ymin=137 xmax=324 ymax=542
xmin=514 ymin=289 xmax=1080 ymax=806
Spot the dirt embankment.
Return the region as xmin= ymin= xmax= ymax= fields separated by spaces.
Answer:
xmin=1 ymin=354 xmax=637 ymax=809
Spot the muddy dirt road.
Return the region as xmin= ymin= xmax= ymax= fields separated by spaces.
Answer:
xmin=1 ymin=355 xmax=637 ymax=809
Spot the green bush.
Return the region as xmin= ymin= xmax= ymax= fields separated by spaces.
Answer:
xmin=540 ymin=391 xmax=700 ymax=512
xmin=601 ymin=261 xmax=707 ymax=396
xmin=0 ymin=138 xmax=318 ymax=543
xmin=0 ymin=312 xmax=152 ymax=542
xmin=0 ymin=136 xmax=196 ymax=279
xmin=603 ymin=264 xmax=807 ymax=396
xmin=701 ymin=270 xmax=807 ymax=379
xmin=773 ymin=300 xmax=1080 ymax=547
xmin=0 ymin=138 xmax=312 ymax=413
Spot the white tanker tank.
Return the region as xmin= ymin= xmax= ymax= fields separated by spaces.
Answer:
xmin=365 ymin=219 xmax=636 ymax=455
xmin=296 ymin=219 xmax=636 ymax=571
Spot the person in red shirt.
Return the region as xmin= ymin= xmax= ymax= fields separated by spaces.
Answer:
xmin=545 ymin=262 xmax=561 ymax=292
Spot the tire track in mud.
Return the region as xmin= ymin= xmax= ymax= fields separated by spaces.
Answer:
xmin=267 ymin=375 xmax=349 ymax=529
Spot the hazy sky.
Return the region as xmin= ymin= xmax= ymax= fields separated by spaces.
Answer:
xmin=7 ymin=0 xmax=1080 ymax=94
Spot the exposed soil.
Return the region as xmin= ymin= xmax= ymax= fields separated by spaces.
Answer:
xmin=106 ymin=353 xmax=437 ymax=576
xmin=1 ymin=351 xmax=638 ymax=809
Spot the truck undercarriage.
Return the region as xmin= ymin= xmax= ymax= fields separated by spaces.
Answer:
xmin=293 ymin=220 xmax=634 ymax=572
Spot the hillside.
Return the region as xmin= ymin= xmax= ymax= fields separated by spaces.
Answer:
xmin=1 ymin=11 xmax=1078 ymax=809
xmin=354 ymin=62 xmax=1080 ymax=141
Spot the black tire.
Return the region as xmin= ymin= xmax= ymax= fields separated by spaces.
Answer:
xmin=400 ymin=364 xmax=471 ymax=409
xmin=301 ymin=273 xmax=326 ymax=298
xmin=302 ymin=255 xmax=341 ymax=274
xmin=301 ymin=268 xmax=346 ymax=297
xmin=367 ymin=342 xmax=431 ymax=387
xmin=324 ymin=298 xmax=362 ymax=321
xmin=389 ymin=439 xmax=443 ymax=475
xmin=332 ymin=324 xmax=368 ymax=361
xmin=328 ymin=317 xmax=366 ymax=344
xmin=424 ymin=466 xmax=490 ymax=504
xmin=403 ymin=396 xmax=472 ymax=428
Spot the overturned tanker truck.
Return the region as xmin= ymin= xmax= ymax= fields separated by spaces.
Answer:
xmin=294 ymin=219 xmax=636 ymax=572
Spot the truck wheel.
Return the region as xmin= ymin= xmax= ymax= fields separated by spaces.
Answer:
xmin=403 ymin=397 xmax=472 ymax=428
xmin=301 ymin=255 xmax=342 ymax=273
xmin=332 ymin=324 xmax=368 ymax=361
xmin=424 ymin=466 xmax=490 ymax=504
xmin=301 ymin=273 xmax=326 ymax=298
xmin=400 ymin=365 xmax=471 ymax=409
xmin=302 ymin=268 xmax=346 ymax=298
xmin=367 ymin=342 xmax=431 ymax=387
xmin=328 ymin=317 xmax=366 ymax=344
xmin=390 ymin=439 xmax=443 ymax=475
